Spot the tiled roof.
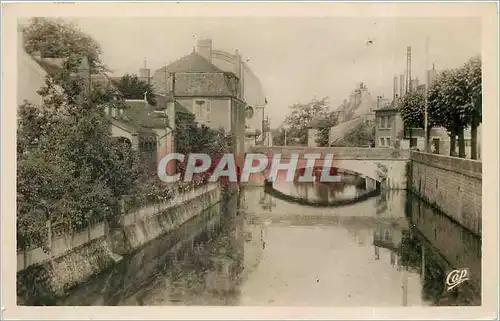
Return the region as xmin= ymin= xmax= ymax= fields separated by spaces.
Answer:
xmin=122 ymin=100 xmax=166 ymax=129
xmin=109 ymin=118 xmax=148 ymax=135
xmin=173 ymin=72 xmax=237 ymax=97
xmin=158 ymin=52 xmax=223 ymax=73
xmin=329 ymin=117 xmax=363 ymax=145
xmin=155 ymin=95 xmax=193 ymax=114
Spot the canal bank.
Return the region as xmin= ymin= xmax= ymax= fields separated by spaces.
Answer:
xmin=17 ymin=183 xmax=238 ymax=305
xmin=43 ymin=184 xmax=480 ymax=306
xmin=408 ymin=151 xmax=482 ymax=236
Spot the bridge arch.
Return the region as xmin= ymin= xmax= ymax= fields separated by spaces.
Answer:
xmin=250 ymin=146 xmax=410 ymax=189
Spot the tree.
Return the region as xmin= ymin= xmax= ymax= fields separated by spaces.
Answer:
xmin=113 ymin=73 xmax=157 ymax=106
xmin=174 ymin=111 xmax=233 ymax=181
xmin=274 ymin=97 xmax=330 ymax=146
xmin=315 ymin=111 xmax=339 ymax=147
xmin=428 ymin=69 xmax=469 ymax=157
xmin=399 ymin=87 xmax=436 ymax=152
xmin=463 ymin=56 xmax=482 ymax=159
xmin=23 ymin=18 xmax=107 ymax=72
xmin=17 ymin=72 xmax=140 ymax=249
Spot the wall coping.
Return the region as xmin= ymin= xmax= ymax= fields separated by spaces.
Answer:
xmin=251 ymin=146 xmax=410 ymax=160
xmin=410 ymin=151 xmax=482 ymax=180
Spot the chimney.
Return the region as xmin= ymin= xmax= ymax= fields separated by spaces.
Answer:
xmin=428 ymin=63 xmax=437 ymax=86
xmin=393 ymin=76 xmax=398 ymax=102
xmin=399 ymin=74 xmax=404 ymax=98
xmin=139 ymin=58 xmax=151 ymax=85
xmin=413 ymin=77 xmax=420 ymax=90
xmin=197 ymin=38 xmax=213 ymax=61
xmin=234 ymin=49 xmax=243 ymax=98
xmin=139 ymin=68 xmax=150 ymax=85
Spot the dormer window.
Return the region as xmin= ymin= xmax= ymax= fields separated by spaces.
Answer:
xmin=245 ymin=106 xmax=254 ymax=119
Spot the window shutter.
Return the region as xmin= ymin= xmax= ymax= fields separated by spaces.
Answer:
xmin=206 ymin=100 xmax=211 ymax=121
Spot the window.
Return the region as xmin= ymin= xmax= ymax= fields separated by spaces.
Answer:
xmin=194 ymin=100 xmax=204 ymax=119
xmin=379 ymin=137 xmax=391 ymax=147
xmin=378 ymin=115 xmax=392 ymax=129
xmin=410 ymin=138 xmax=418 ymax=147
xmin=194 ymin=100 xmax=211 ymax=122
xmin=380 ymin=116 xmax=386 ymax=129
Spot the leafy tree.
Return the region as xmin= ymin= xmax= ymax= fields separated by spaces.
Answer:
xmin=174 ymin=111 xmax=233 ymax=182
xmin=399 ymin=87 xmax=437 ymax=152
xmin=315 ymin=111 xmax=339 ymax=147
xmin=274 ymin=97 xmax=330 ymax=146
xmin=429 ymin=56 xmax=481 ymax=159
xmin=428 ymin=69 xmax=469 ymax=157
xmin=463 ymin=56 xmax=482 ymax=159
xmin=17 ymin=72 xmax=140 ymax=249
xmin=113 ymin=73 xmax=157 ymax=106
xmin=23 ymin=18 xmax=107 ymax=72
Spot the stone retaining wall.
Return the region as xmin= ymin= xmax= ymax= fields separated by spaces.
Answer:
xmin=409 ymin=152 xmax=482 ymax=235
xmin=17 ymin=183 xmax=226 ymax=305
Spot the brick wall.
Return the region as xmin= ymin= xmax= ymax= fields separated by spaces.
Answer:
xmin=409 ymin=151 xmax=482 ymax=235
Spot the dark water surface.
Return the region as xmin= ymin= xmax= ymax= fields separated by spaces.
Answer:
xmin=56 ymin=177 xmax=481 ymax=306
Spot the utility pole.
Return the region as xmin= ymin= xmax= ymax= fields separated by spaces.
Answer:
xmin=284 ymin=128 xmax=287 ymax=146
xmin=424 ymin=36 xmax=430 ymax=153
xmin=406 ymin=46 xmax=412 ymax=94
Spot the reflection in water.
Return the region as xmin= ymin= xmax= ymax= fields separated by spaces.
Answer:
xmin=53 ymin=182 xmax=481 ymax=307
xmin=274 ymin=172 xmax=369 ymax=203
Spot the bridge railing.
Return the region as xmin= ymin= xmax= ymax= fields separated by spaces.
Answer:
xmin=250 ymin=146 xmax=410 ymax=160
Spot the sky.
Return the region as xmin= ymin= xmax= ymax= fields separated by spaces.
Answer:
xmin=70 ymin=17 xmax=481 ymax=127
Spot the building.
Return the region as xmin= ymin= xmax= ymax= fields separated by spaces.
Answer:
xmin=16 ymin=27 xmax=170 ymax=171
xmin=374 ymin=104 xmax=404 ymax=148
xmin=197 ymin=39 xmax=269 ymax=143
xmin=328 ymin=83 xmax=378 ymax=146
xmin=149 ymin=40 xmax=270 ymax=164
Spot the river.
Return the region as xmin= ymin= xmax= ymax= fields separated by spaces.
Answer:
xmin=56 ymin=173 xmax=481 ymax=307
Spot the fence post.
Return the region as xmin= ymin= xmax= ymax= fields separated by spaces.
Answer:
xmin=87 ymin=220 xmax=91 ymax=242
xmin=104 ymin=218 xmax=110 ymax=238
xmin=46 ymin=220 xmax=53 ymax=262
xmin=23 ymin=248 xmax=27 ymax=270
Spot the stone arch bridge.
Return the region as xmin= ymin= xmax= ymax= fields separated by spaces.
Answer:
xmin=248 ymin=146 xmax=410 ymax=190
